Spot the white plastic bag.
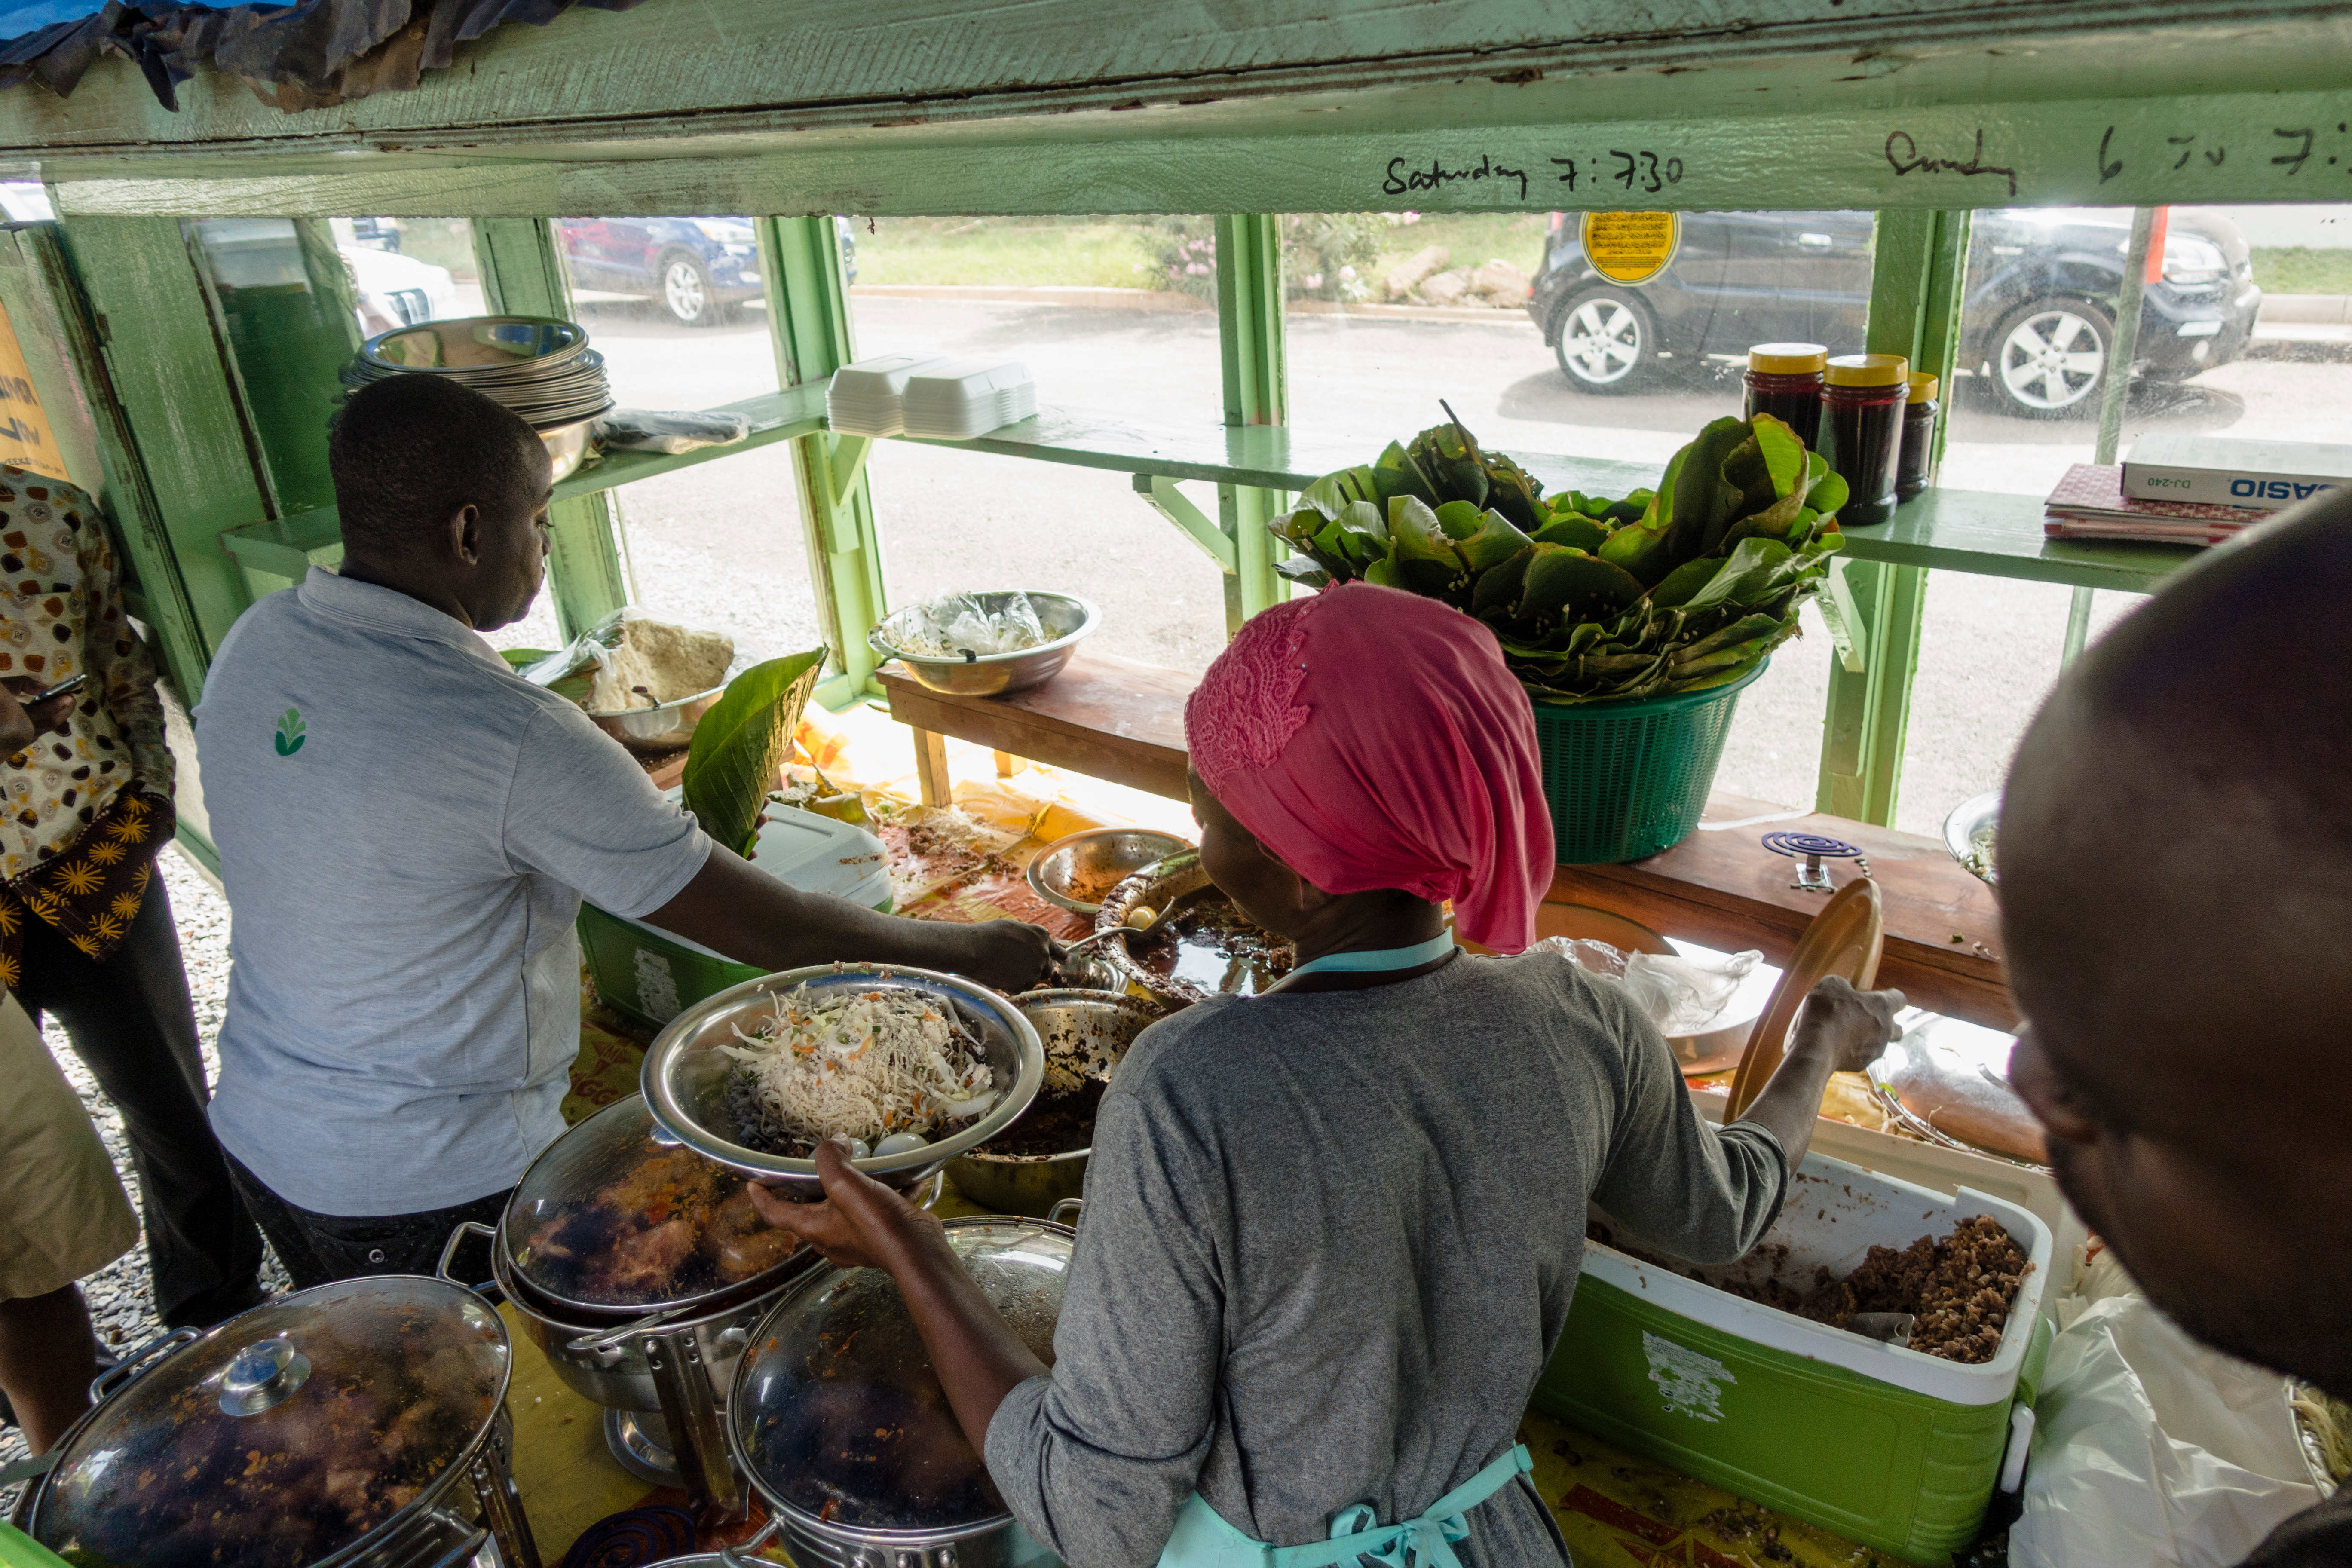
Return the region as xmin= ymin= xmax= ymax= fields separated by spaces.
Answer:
xmin=2010 ymin=1254 xmax=2325 ymax=1568
xmin=1534 ymin=937 xmax=1760 ymax=1035
xmin=897 ymin=593 xmax=1050 ymax=657
xmin=591 ymin=407 xmax=752 ymax=455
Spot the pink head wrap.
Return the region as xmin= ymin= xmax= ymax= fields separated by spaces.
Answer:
xmin=1183 ymin=582 xmax=1555 ymax=952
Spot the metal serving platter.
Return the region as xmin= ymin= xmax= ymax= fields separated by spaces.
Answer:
xmin=640 ymin=964 xmax=1044 ymax=1200
xmin=1942 ymin=790 xmax=2000 ymax=889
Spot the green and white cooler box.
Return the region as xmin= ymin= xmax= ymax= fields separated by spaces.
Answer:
xmin=1535 ymin=1154 xmax=2056 ymax=1564
xmin=579 ymin=800 xmax=893 ymax=1028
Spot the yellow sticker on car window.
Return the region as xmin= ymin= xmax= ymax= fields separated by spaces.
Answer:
xmin=1580 ymin=212 xmax=1681 ymax=286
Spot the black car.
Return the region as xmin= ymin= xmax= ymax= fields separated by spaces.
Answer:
xmin=1527 ymin=209 xmax=2261 ymax=418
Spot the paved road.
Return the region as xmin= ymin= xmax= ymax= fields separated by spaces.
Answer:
xmin=542 ymin=292 xmax=2320 ymax=836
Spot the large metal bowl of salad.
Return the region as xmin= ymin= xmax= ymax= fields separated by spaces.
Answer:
xmin=641 ymin=963 xmax=1045 ymax=1199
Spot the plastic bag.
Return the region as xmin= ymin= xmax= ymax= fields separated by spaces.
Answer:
xmin=2010 ymin=1252 xmax=2327 ymax=1568
xmin=592 ymin=407 xmax=752 ymax=455
xmin=1535 ymin=937 xmax=1760 ymax=1035
xmin=896 ymin=592 xmax=1050 ymax=657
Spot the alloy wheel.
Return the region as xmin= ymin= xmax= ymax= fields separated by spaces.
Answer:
xmin=1998 ymin=307 xmax=2106 ymax=411
xmin=663 ymin=259 xmax=710 ymax=323
xmin=1559 ymin=297 xmax=1645 ymax=386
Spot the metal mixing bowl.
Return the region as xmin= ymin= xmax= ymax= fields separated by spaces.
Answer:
xmin=869 ymin=591 xmax=1099 ymax=697
xmin=641 ymin=964 xmax=1044 ymax=1200
xmin=539 ymin=416 xmax=594 ymax=483
xmin=582 ymin=638 xmax=758 ymax=753
xmin=1943 ymin=790 xmax=2000 ymax=890
xmin=947 ymin=990 xmax=1158 ymax=1216
xmin=1025 ymin=828 xmax=1193 ymax=915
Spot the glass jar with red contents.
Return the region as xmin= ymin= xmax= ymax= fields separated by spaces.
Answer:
xmin=1820 ymin=353 xmax=1910 ymax=527
xmin=1743 ymin=342 xmax=1827 ymax=449
xmin=1897 ymin=371 xmax=1940 ymax=501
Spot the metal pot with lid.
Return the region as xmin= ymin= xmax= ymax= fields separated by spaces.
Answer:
xmin=442 ymin=1093 xmax=826 ymax=1516
xmin=13 ymin=1276 xmax=538 ymax=1568
xmin=721 ymin=1217 xmax=1074 ymax=1568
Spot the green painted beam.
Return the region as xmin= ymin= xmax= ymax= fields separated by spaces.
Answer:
xmin=12 ymin=0 xmax=2352 ymax=186
xmin=1214 ymin=214 xmax=1287 ymax=631
xmin=57 ymin=215 xmax=271 ymax=665
xmin=472 ymin=217 xmax=631 ymax=640
xmin=38 ymin=75 xmax=2352 ymax=220
xmin=758 ymin=213 xmax=883 ymax=693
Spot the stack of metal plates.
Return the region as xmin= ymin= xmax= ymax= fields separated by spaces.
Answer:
xmin=342 ymin=315 xmax=614 ymax=431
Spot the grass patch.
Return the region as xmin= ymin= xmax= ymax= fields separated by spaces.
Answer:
xmin=1367 ymin=212 xmax=1550 ymax=285
xmin=2249 ymin=246 xmax=2352 ymax=296
xmin=383 ymin=218 xmax=478 ymax=282
xmin=851 ymin=216 xmax=1161 ymax=289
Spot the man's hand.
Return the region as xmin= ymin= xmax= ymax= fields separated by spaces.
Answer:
xmin=1795 ymin=975 xmax=1907 ymax=1073
xmin=0 ymin=677 xmax=75 ymax=744
xmin=948 ymin=919 xmax=1060 ymax=994
xmin=746 ymin=1139 xmax=943 ymax=1270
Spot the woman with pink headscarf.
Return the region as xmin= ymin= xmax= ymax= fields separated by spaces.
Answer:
xmin=757 ymin=583 xmax=1902 ymax=1568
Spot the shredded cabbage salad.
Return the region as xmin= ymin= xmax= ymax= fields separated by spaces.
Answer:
xmin=720 ymin=987 xmax=995 ymax=1148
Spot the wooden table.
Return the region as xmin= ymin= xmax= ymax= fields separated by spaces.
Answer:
xmin=877 ymin=652 xmax=1192 ymax=804
xmin=871 ymin=657 xmax=2011 ymax=1027
xmin=1551 ymin=794 xmax=2013 ymax=1030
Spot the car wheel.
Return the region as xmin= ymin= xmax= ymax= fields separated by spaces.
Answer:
xmin=1551 ymin=288 xmax=1657 ymax=393
xmin=658 ymin=251 xmax=721 ymax=326
xmin=1988 ymin=296 xmax=2113 ymax=418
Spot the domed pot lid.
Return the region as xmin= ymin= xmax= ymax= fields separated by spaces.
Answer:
xmin=501 ymin=1093 xmax=804 ymax=1317
xmin=730 ymin=1218 xmax=1073 ymax=1537
xmin=32 ymin=1277 xmax=507 ymax=1568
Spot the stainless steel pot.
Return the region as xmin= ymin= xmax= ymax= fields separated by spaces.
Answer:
xmin=1023 ymin=827 xmax=1191 ymax=916
xmin=947 ymin=990 xmax=1156 ymax=1217
xmin=13 ymin=1279 xmax=539 ymax=1568
xmin=868 ymin=591 xmax=1099 ymax=698
xmin=642 ymin=965 xmax=1045 ymax=1200
xmin=723 ymin=1218 xmax=1076 ymax=1568
xmin=1094 ymin=851 xmax=1295 ymax=1009
xmin=441 ymin=1219 xmax=801 ymax=1519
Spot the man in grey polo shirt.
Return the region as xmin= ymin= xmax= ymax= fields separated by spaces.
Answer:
xmin=195 ymin=375 xmax=1054 ymax=1286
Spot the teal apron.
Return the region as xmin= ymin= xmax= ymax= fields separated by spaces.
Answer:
xmin=1154 ymin=1446 xmax=1536 ymax=1567
xmin=1155 ymin=932 xmax=1530 ymax=1568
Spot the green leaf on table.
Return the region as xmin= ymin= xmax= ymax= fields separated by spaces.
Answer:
xmin=680 ymin=649 xmax=826 ymax=857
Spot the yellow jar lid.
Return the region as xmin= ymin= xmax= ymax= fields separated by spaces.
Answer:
xmin=1825 ymin=353 xmax=1910 ymax=388
xmin=1907 ymin=372 xmax=1940 ymax=403
xmin=1747 ymin=342 xmax=1828 ymax=374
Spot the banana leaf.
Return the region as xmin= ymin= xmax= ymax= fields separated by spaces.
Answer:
xmin=680 ymin=649 xmax=826 ymax=856
xmin=1532 ymin=512 xmax=1608 ymax=553
xmin=1452 ymin=505 xmax=1538 ymax=572
xmin=1515 ymin=545 xmax=1647 ymax=632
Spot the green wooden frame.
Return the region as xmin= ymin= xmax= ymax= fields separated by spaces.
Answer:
xmin=19 ymin=0 xmax=2322 ymax=830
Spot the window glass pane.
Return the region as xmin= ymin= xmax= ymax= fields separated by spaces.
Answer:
xmin=542 ymin=217 xmax=823 ymax=665
xmin=1900 ymin=200 xmax=2343 ymax=832
xmin=188 ymin=217 xmax=482 ymax=517
xmin=848 ymin=216 xmax=1228 ymax=675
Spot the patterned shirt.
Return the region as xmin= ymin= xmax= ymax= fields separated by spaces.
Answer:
xmin=0 ymin=469 xmax=176 ymax=972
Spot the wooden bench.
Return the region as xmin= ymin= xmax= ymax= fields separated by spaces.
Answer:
xmin=873 ymin=657 xmax=2013 ymax=1029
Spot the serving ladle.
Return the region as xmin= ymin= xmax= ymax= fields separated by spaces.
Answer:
xmin=1062 ymin=896 xmax=1179 ymax=953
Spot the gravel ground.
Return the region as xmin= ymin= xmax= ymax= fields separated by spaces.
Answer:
xmin=0 ymin=845 xmax=274 ymax=1503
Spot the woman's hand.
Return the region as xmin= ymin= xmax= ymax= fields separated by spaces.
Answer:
xmin=746 ymin=1138 xmax=944 ymax=1270
xmin=949 ymin=919 xmax=1061 ymax=994
xmin=1795 ymin=975 xmax=1907 ymax=1073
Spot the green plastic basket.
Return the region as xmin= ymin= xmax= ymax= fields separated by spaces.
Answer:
xmin=1528 ymin=660 xmax=1766 ymax=865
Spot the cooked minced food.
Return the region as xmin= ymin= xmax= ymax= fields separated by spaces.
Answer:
xmin=722 ymin=986 xmax=995 ymax=1156
xmin=587 ymin=617 xmax=734 ymax=710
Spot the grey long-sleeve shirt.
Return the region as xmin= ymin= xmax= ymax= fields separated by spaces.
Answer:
xmin=985 ymin=951 xmax=1789 ymax=1568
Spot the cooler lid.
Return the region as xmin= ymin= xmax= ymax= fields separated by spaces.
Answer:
xmin=732 ymin=1218 xmax=1072 ymax=1534
xmin=33 ymin=1278 xmax=506 ymax=1568
xmin=504 ymin=1093 xmax=802 ymax=1314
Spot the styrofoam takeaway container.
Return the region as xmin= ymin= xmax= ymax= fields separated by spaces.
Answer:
xmin=826 ymin=352 xmax=952 ymax=437
xmin=900 ymin=358 xmax=1036 ymax=439
xmin=1534 ymin=1154 xmax=2055 ymax=1564
xmin=579 ymin=803 xmax=892 ymax=1027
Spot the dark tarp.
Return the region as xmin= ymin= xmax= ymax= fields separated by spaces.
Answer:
xmin=0 ymin=0 xmax=650 ymax=112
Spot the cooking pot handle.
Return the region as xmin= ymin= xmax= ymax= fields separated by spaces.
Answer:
xmin=1047 ymin=1198 xmax=1084 ymax=1230
xmin=915 ymin=1170 xmax=947 ymax=1210
xmin=90 ymin=1325 xmax=199 ymax=1403
xmin=437 ymin=1220 xmax=498 ymax=1288
xmin=716 ymin=1514 xmax=781 ymax=1568
xmin=563 ymin=1301 xmax=695 ymax=1356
